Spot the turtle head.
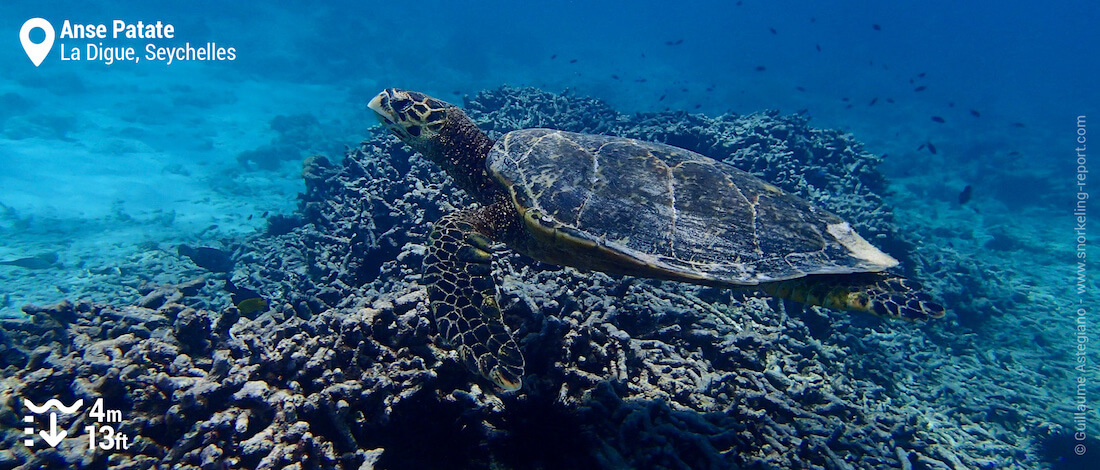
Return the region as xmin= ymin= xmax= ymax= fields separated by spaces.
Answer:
xmin=368 ymin=88 xmax=457 ymax=153
xmin=369 ymin=88 xmax=499 ymax=203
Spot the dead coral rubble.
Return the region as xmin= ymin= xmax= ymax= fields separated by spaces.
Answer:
xmin=0 ymin=87 xmax=1016 ymax=469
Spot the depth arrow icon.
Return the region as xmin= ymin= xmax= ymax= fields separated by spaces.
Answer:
xmin=39 ymin=413 xmax=66 ymax=447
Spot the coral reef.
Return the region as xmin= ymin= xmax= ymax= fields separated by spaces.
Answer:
xmin=0 ymin=87 xmax=1042 ymax=468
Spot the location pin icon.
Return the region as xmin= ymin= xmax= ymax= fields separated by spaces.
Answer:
xmin=20 ymin=18 xmax=55 ymax=67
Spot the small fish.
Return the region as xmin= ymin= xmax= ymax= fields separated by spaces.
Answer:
xmin=869 ymin=97 xmax=878 ymax=106
xmin=261 ymin=211 xmax=269 ymax=218
xmin=917 ymin=72 xmax=926 ymax=78
xmin=705 ymin=86 xmax=714 ymax=92
xmin=873 ymin=24 xmax=882 ymax=30
xmin=665 ymin=39 xmax=684 ymax=46
xmin=755 ymin=66 xmax=766 ymax=71
xmin=635 ymin=78 xmax=647 ymax=83
xmin=815 ymin=44 xmax=821 ymax=52
xmin=958 ymin=185 xmax=973 ymax=205
xmin=931 ymin=116 xmax=945 ymax=123
xmin=796 ymin=108 xmax=809 ymax=115
xmin=569 ymin=59 xmax=578 ymax=63
xmin=970 ymin=109 xmax=981 ymax=117
xmin=917 ymin=143 xmax=926 ymax=151
xmin=658 ymin=94 xmax=666 ymax=101
xmin=886 ymin=98 xmax=895 ymax=103
xmin=0 ymin=252 xmax=60 ymax=270
xmin=914 ymin=86 xmax=927 ymax=92
xmin=247 ymin=214 xmax=253 ymax=220
xmin=796 ymin=86 xmax=806 ymax=92
xmin=611 ymin=74 xmax=620 ymax=80
xmin=841 ymin=97 xmax=850 ymax=102
xmin=226 ymin=279 xmax=267 ymax=314
xmin=1012 ymin=122 xmax=1026 ymax=128
xmin=927 ymin=142 xmax=938 ymax=154
xmin=694 ymin=104 xmax=702 ymax=109
xmin=769 ymin=27 xmax=777 ymax=34
xmin=550 ymin=54 xmax=557 ymax=60
xmin=236 ymin=297 xmax=268 ymax=315
xmin=452 ymin=91 xmax=460 ymax=95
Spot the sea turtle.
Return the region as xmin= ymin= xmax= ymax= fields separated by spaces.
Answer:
xmin=367 ymin=88 xmax=944 ymax=391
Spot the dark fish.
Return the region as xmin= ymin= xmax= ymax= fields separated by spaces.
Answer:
xmin=705 ymin=86 xmax=714 ymax=92
xmin=815 ymin=44 xmax=821 ymax=52
xmin=611 ymin=74 xmax=620 ymax=80
xmin=769 ymin=27 xmax=777 ymax=34
xmin=873 ymin=24 xmax=882 ymax=30
xmin=452 ymin=91 xmax=460 ymax=95
xmin=841 ymin=97 xmax=850 ymax=102
xmin=635 ymin=78 xmax=647 ymax=83
xmin=247 ymin=214 xmax=253 ymax=220
xmin=796 ymin=108 xmax=809 ymax=115
xmin=958 ymin=185 xmax=973 ymax=205
xmin=658 ymin=94 xmax=666 ymax=101
xmin=261 ymin=211 xmax=269 ymax=217
xmin=1012 ymin=122 xmax=1026 ymax=128
xmin=948 ymin=102 xmax=955 ymax=107
xmin=886 ymin=98 xmax=895 ymax=103
xmin=970 ymin=109 xmax=981 ymax=117
xmin=755 ymin=66 xmax=766 ymax=71
xmin=869 ymin=97 xmax=878 ymax=106
xmin=569 ymin=59 xmax=578 ymax=63
xmin=917 ymin=143 xmax=926 ymax=151
xmin=914 ymin=86 xmax=927 ymax=92
xmin=694 ymin=104 xmax=702 ymax=109
xmin=918 ymin=72 xmax=926 ymax=78
xmin=931 ymin=116 xmax=945 ymax=123
xmin=178 ymin=245 xmax=234 ymax=273
xmin=927 ymin=142 xmax=938 ymax=154
xmin=550 ymin=54 xmax=557 ymax=59
xmin=681 ymin=87 xmax=688 ymax=92
xmin=665 ymin=39 xmax=684 ymax=46
xmin=0 ymin=252 xmax=60 ymax=270
xmin=796 ymin=86 xmax=806 ymax=92
xmin=226 ymin=279 xmax=267 ymax=314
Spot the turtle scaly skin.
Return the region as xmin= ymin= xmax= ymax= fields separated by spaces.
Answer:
xmin=368 ymin=88 xmax=945 ymax=392
xmin=423 ymin=201 xmax=525 ymax=391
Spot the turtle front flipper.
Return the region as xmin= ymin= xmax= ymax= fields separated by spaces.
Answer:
xmin=424 ymin=206 xmax=525 ymax=391
xmin=763 ymin=272 xmax=946 ymax=321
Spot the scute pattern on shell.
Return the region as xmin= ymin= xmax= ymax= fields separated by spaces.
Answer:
xmin=489 ymin=129 xmax=894 ymax=285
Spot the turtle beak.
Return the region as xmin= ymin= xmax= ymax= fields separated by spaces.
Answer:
xmin=368 ymin=91 xmax=396 ymax=127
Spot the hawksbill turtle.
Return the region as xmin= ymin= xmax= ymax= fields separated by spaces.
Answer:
xmin=368 ymin=88 xmax=944 ymax=391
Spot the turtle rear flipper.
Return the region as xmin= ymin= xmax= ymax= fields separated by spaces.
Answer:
xmin=424 ymin=206 xmax=525 ymax=391
xmin=764 ymin=273 xmax=945 ymax=321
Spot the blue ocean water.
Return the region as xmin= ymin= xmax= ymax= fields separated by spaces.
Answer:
xmin=1 ymin=0 xmax=1098 ymax=468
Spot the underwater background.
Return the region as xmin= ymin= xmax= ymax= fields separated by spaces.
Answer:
xmin=0 ymin=0 xmax=1097 ymax=468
